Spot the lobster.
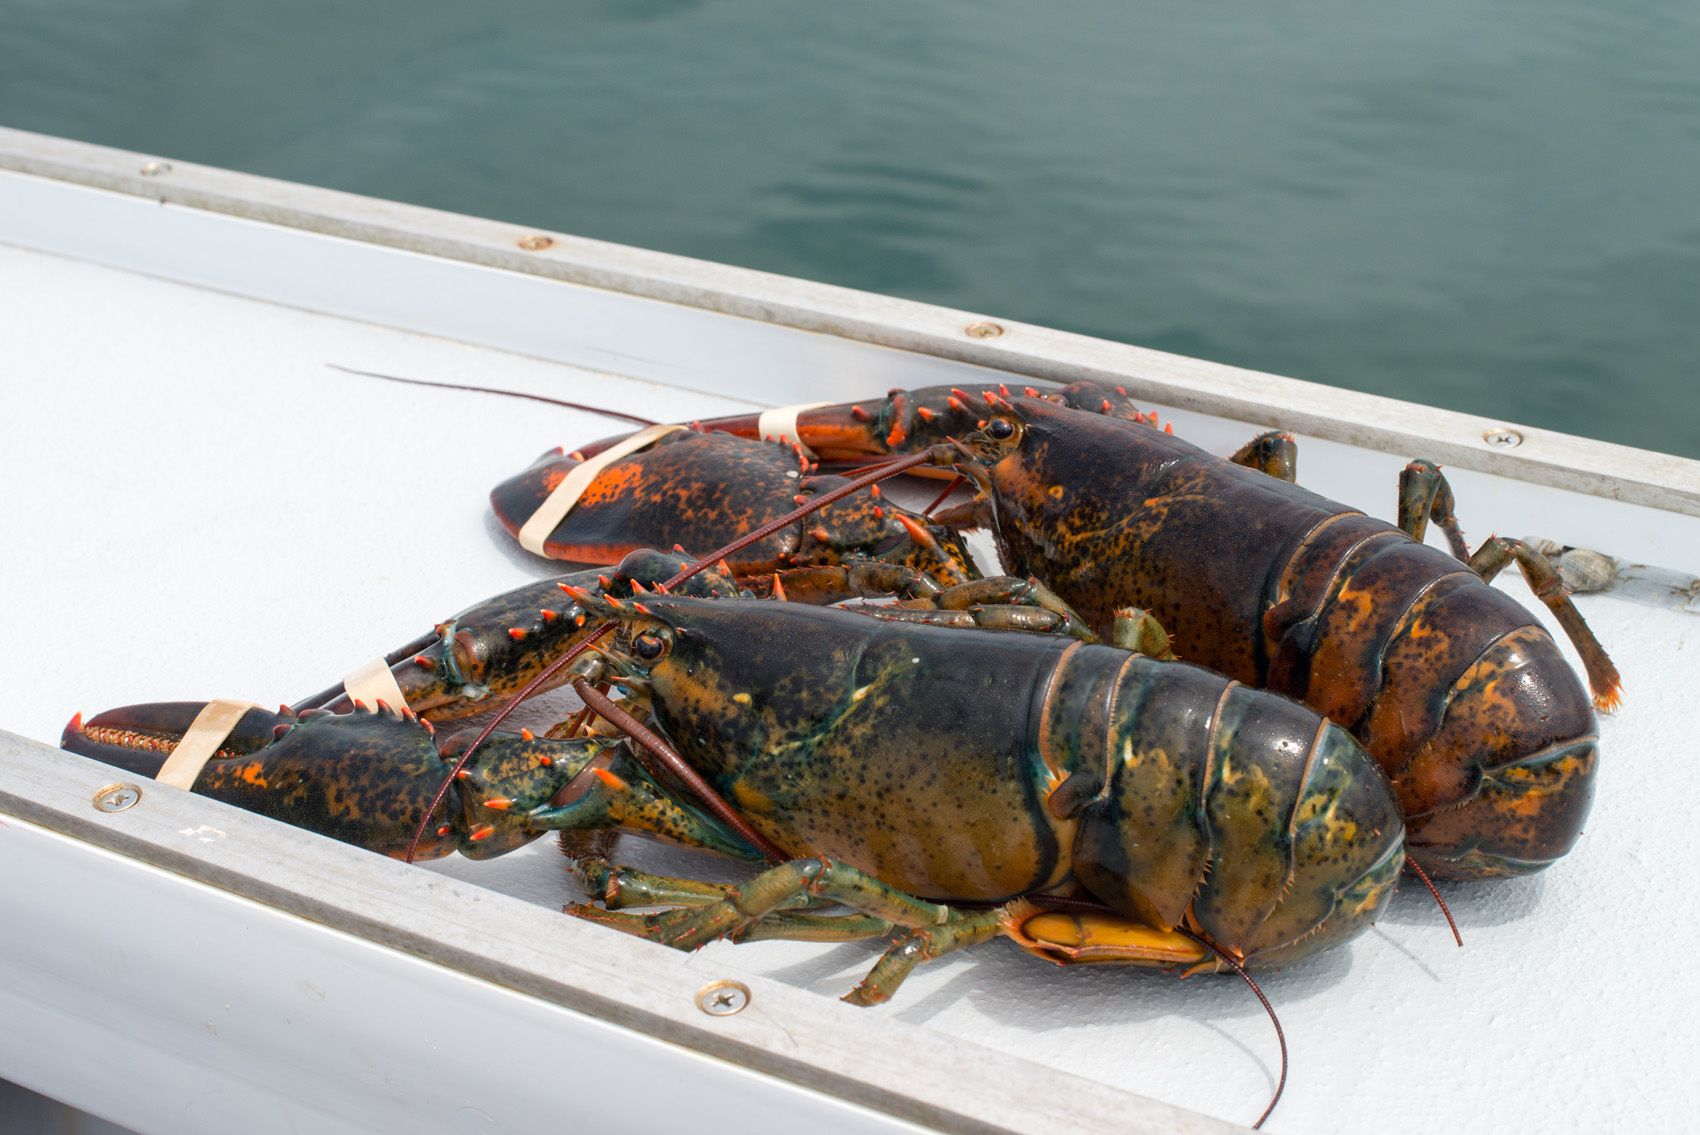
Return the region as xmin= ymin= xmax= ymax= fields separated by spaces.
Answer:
xmin=63 ymin=572 xmax=1405 ymax=999
xmin=535 ymin=382 xmax=1619 ymax=881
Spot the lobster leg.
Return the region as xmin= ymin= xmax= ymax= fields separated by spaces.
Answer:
xmin=570 ymin=857 xmax=1217 ymax=1005
xmin=1467 ymin=537 xmax=1623 ymax=711
xmin=1109 ymin=607 xmax=1177 ymax=660
xmin=1229 ymin=431 xmax=1298 ymax=482
xmin=1397 ymin=459 xmax=1473 ymax=561
xmin=809 ymin=571 xmax=1098 ymax=641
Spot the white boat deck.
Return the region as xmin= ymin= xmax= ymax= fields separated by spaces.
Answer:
xmin=3 ymin=129 xmax=1698 ymax=1134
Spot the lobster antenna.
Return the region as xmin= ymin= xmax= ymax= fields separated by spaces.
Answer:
xmin=1176 ymin=926 xmax=1287 ymax=1131
xmin=572 ymin=679 xmax=787 ymax=863
xmin=405 ymin=449 xmax=939 ymax=862
xmin=1404 ymin=855 xmax=1463 ymax=948
xmin=921 ymin=473 xmax=966 ymax=517
xmin=327 ymin=363 xmax=659 ymax=427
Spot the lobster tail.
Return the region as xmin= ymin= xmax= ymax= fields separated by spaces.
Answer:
xmin=1264 ymin=521 xmax=1600 ymax=879
xmin=1062 ymin=654 xmax=1405 ymax=970
xmin=1388 ymin=626 xmax=1599 ymax=879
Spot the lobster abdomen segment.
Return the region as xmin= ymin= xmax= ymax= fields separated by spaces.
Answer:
xmin=1064 ymin=657 xmax=1405 ymax=967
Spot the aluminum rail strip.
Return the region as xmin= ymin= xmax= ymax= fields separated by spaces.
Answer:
xmin=1 ymin=125 xmax=1697 ymax=518
xmin=0 ymin=730 xmax=1236 ymax=1135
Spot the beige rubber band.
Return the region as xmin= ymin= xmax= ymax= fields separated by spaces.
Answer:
xmin=756 ymin=402 xmax=832 ymax=455
xmin=518 ymin=423 xmax=685 ymax=556
xmin=343 ymin=656 xmax=410 ymax=712
xmin=156 ymin=699 xmax=262 ymax=790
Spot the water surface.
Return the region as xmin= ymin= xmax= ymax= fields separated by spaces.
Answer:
xmin=5 ymin=0 xmax=1697 ymax=457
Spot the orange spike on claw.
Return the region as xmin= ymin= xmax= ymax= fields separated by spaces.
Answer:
xmin=850 ymin=405 xmax=871 ymax=421
xmin=436 ymin=824 xmax=453 ymax=837
xmin=520 ymin=728 xmax=535 ymax=742
xmin=895 ymin=514 xmax=929 ymax=543
xmin=66 ymin=711 xmax=83 ymax=734
xmin=483 ymin=797 xmax=513 ymax=812
xmin=536 ymin=754 xmax=552 ymax=766
xmin=575 ymin=613 xmax=586 ymax=626
xmin=469 ymin=824 xmax=495 ymax=841
xmin=771 ymin=573 xmax=788 ymax=601
xmin=1024 ymin=386 xmax=1039 ymax=397
xmin=540 ymin=608 xmax=558 ymax=622
xmin=413 ymin=654 xmax=435 ymax=669
xmin=947 ymin=396 xmax=965 ymax=411
xmin=591 ymin=767 xmax=629 ymax=792
xmin=633 ymin=602 xmax=652 ymax=614
xmin=508 ymin=627 xmax=527 ymax=641
xmin=916 ymin=406 xmax=936 ymax=421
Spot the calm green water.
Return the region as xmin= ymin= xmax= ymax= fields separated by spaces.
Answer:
xmin=5 ymin=1 xmax=1698 ymax=458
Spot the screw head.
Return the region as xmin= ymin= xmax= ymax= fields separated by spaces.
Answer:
xmin=1483 ymin=428 xmax=1522 ymax=448
xmin=94 ymin=783 xmax=142 ymax=813
xmin=695 ymin=979 xmax=751 ymax=1017
xmin=964 ymin=321 xmax=1004 ymax=340
xmin=139 ymin=161 xmax=172 ymax=177
xmin=517 ymin=234 xmax=555 ymax=252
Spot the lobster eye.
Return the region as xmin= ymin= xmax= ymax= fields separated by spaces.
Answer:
xmin=986 ymin=417 xmax=1016 ymax=440
xmin=633 ymin=630 xmax=669 ymax=660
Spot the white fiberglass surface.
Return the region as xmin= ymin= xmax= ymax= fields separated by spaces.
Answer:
xmin=5 ymin=242 xmax=1696 ymax=1133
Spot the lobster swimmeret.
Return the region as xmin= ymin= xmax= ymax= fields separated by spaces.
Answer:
xmin=543 ymin=382 xmax=1617 ymax=880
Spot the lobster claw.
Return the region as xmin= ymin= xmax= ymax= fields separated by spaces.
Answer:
xmin=62 ymin=701 xmax=281 ymax=778
xmin=392 ymin=556 xmax=742 ymax=722
xmin=62 ymin=700 xmax=621 ymax=861
xmin=490 ymin=431 xmax=815 ymax=568
xmin=489 ymin=429 xmax=978 ymax=586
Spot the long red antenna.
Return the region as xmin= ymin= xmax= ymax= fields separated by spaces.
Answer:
xmin=328 ymin=363 xmax=659 ymax=427
xmin=1175 ymin=926 xmax=1287 ymax=1131
xmin=573 ymin=680 xmax=787 ymax=863
xmin=1405 ymin=855 xmax=1463 ymax=948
